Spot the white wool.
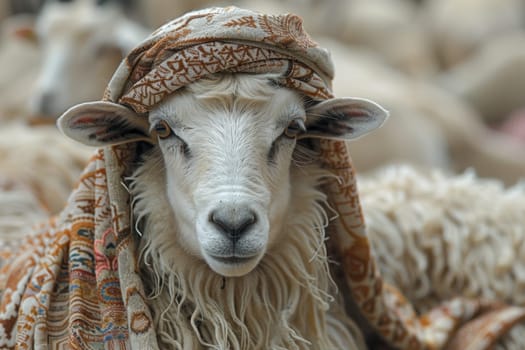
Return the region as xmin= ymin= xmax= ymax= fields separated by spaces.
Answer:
xmin=360 ymin=165 xmax=525 ymax=313
xmin=494 ymin=323 xmax=525 ymax=350
xmin=0 ymin=123 xmax=91 ymax=253
xmin=0 ymin=178 xmax=47 ymax=240
xmin=0 ymin=124 xmax=91 ymax=214
xmin=128 ymin=146 xmax=360 ymax=349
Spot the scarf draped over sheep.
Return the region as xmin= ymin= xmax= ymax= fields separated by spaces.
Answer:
xmin=1 ymin=7 xmax=524 ymax=350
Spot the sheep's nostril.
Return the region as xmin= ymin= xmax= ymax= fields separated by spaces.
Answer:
xmin=210 ymin=208 xmax=257 ymax=242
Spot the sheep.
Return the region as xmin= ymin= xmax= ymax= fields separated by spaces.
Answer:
xmin=324 ymin=37 xmax=525 ymax=185
xmin=0 ymin=122 xmax=91 ymax=274
xmin=361 ymin=165 xmax=525 ymax=311
xmin=360 ymin=165 xmax=525 ymax=350
xmin=328 ymin=0 xmax=437 ymax=77
xmin=0 ymin=177 xmax=47 ymax=245
xmin=2 ymin=7 xmax=524 ymax=349
xmin=0 ymin=123 xmax=92 ymax=215
xmin=421 ymin=0 xmax=525 ymax=67
xmin=28 ymin=0 xmax=149 ymax=120
xmin=0 ymin=0 xmax=149 ymax=123
xmin=56 ymin=74 xmax=525 ymax=350
xmin=437 ymin=33 xmax=525 ymax=125
xmin=0 ymin=15 xmax=41 ymax=122
xmin=322 ymin=38 xmax=450 ymax=172
xmin=57 ymin=56 xmax=524 ymax=350
xmin=57 ymin=72 xmax=384 ymax=350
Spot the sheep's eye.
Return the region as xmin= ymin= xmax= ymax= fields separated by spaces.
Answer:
xmin=155 ymin=120 xmax=172 ymax=139
xmin=284 ymin=118 xmax=306 ymax=139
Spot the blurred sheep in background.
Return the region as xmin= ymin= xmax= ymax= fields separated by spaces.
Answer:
xmin=30 ymin=0 xmax=149 ymax=120
xmin=0 ymin=0 xmax=148 ymax=122
xmin=0 ymin=124 xmax=92 ymax=232
xmin=0 ymin=0 xmax=148 ymax=221
xmin=0 ymin=15 xmax=41 ymax=121
xmin=438 ymin=34 xmax=525 ymax=126
xmin=324 ymin=37 xmax=525 ymax=184
xmin=422 ymin=0 xmax=525 ymax=68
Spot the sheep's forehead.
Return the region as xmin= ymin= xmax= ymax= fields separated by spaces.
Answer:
xmin=151 ymin=76 xmax=305 ymax=131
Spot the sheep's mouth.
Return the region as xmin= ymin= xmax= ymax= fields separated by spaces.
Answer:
xmin=210 ymin=255 xmax=256 ymax=265
xmin=205 ymin=252 xmax=263 ymax=277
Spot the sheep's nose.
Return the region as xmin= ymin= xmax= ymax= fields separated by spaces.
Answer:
xmin=210 ymin=207 xmax=257 ymax=242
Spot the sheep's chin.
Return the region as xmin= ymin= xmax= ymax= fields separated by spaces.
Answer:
xmin=203 ymin=252 xmax=264 ymax=277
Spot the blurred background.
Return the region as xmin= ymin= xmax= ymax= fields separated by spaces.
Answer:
xmin=0 ymin=0 xmax=524 ymax=222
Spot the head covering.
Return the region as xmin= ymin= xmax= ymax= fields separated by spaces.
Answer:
xmin=1 ymin=7 xmax=524 ymax=350
xmin=106 ymin=6 xmax=334 ymax=111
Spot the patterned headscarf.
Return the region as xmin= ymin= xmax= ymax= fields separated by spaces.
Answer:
xmin=1 ymin=7 xmax=524 ymax=349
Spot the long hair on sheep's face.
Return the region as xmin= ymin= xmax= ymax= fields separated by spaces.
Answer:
xmin=128 ymin=73 xmax=359 ymax=349
xmin=141 ymin=73 xmax=315 ymax=278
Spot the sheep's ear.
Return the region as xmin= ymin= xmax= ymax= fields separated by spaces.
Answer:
xmin=57 ymin=101 xmax=152 ymax=147
xmin=304 ymin=97 xmax=388 ymax=140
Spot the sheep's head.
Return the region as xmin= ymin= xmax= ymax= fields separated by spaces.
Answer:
xmin=58 ymin=73 xmax=387 ymax=277
xmin=29 ymin=0 xmax=147 ymax=119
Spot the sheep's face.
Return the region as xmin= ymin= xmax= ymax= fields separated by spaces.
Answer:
xmin=58 ymin=73 xmax=388 ymax=277
xmin=29 ymin=1 xmax=146 ymax=119
xmin=147 ymin=76 xmax=304 ymax=276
